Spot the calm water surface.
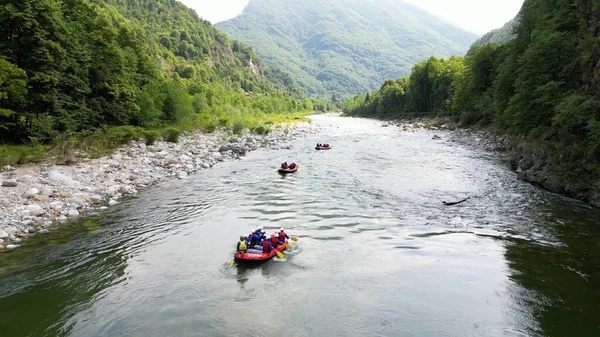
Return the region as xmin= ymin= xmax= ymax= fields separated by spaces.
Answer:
xmin=1 ymin=116 xmax=599 ymax=337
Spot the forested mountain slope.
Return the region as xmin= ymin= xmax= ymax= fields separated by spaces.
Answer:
xmin=217 ymin=0 xmax=478 ymax=97
xmin=473 ymin=16 xmax=519 ymax=46
xmin=0 ymin=0 xmax=321 ymax=145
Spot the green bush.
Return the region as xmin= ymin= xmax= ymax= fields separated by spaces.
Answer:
xmin=251 ymin=125 xmax=271 ymax=135
xmin=201 ymin=121 xmax=217 ymax=133
xmin=164 ymin=127 xmax=182 ymax=143
xmin=232 ymin=120 xmax=245 ymax=135
xmin=143 ymin=130 xmax=161 ymax=145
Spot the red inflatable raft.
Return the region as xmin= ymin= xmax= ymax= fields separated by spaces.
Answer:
xmin=234 ymin=242 xmax=288 ymax=262
xmin=278 ymin=166 xmax=298 ymax=173
xmin=315 ymin=145 xmax=332 ymax=150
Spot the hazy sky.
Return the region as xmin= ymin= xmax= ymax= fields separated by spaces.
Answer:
xmin=178 ymin=0 xmax=524 ymax=35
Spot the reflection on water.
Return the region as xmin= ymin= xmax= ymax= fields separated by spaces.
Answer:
xmin=0 ymin=116 xmax=599 ymax=337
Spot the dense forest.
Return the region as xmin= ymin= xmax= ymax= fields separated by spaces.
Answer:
xmin=217 ymin=0 xmax=477 ymax=97
xmin=344 ymin=0 xmax=600 ymax=203
xmin=0 ymin=0 xmax=336 ymax=146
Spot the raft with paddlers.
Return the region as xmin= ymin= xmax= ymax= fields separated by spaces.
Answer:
xmin=278 ymin=166 xmax=298 ymax=173
xmin=278 ymin=161 xmax=298 ymax=173
xmin=230 ymin=228 xmax=299 ymax=266
xmin=234 ymin=242 xmax=288 ymax=262
xmin=315 ymin=143 xmax=332 ymax=150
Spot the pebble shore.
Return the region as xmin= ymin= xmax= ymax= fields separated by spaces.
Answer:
xmin=0 ymin=123 xmax=318 ymax=251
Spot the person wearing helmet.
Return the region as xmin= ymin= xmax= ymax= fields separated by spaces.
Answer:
xmin=261 ymin=235 xmax=274 ymax=253
xmin=252 ymin=228 xmax=261 ymax=242
xmin=278 ymin=228 xmax=289 ymax=242
xmin=247 ymin=230 xmax=257 ymax=246
xmin=270 ymin=233 xmax=280 ymax=248
xmin=237 ymin=235 xmax=247 ymax=253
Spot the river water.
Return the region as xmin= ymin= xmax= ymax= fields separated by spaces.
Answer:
xmin=1 ymin=116 xmax=598 ymax=337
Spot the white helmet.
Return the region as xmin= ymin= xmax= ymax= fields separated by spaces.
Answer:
xmin=280 ymin=228 xmax=285 ymax=232
xmin=240 ymin=235 xmax=246 ymax=240
xmin=258 ymin=226 xmax=263 ymax=231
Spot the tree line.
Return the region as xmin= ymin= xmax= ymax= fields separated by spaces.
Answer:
xmin=345 ymin=0 xmax=599 ymax=151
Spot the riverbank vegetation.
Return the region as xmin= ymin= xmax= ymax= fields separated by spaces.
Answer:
xmin=344 ymin=0 xmax=600 ymax=204
xmin=0 ymin=0 xmax=338 ymax=166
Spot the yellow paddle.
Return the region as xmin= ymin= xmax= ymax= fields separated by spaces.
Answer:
xmin=229 ymin=260 xmax=235 ymax=267
xmin=290 ymin=237 xmax=298 ymax=242
xmin=275 ymin=250 xmax=285 ymax=259
xmin=284 ymin=242 xmax=292 ymax=250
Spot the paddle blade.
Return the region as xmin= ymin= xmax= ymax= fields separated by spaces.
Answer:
xmin=290 ymin=237 xmax=298 ymax=242
xmin=284 ymin=243 xmax=292 ymax=250
xmin=229 ymin=260 xmax=235 ymax=267
xmin=276 ymin=250 xmax=285 ymax=259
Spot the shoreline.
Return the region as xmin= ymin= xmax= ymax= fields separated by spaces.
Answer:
xmin=0 ymin=122 xmax=319 ymax=251
xmin=363 ymin=116 xmax=599 ymax=208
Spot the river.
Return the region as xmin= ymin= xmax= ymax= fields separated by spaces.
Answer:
xmin=0 ymin=115 xmax=598 ymax=337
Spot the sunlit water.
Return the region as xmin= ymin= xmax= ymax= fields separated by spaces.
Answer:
xmin=1 ymin=116 xmax=598 ymax=337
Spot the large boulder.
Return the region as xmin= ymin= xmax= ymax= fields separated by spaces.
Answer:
xmin=2 ymin=180 xmax=18 ymax=187
xmin=218 ymin=144 xmax=247 ymax=156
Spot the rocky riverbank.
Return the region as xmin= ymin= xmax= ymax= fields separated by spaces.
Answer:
xmin=0 ymin=123 xmax=318 ymax=251
xmin=388 ymin=119 xmax=600 ymax=208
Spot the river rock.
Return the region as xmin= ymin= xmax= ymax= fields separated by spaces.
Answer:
xmin=108 ymin=199 xmax=118 ymax=206
xmin=32 ymin=195 xmax=48 ymax=202
xmin=2 ymin=180 xmax=18 ymax=187
xmin=178 ymin=171 xmax=188 ymax=179
xmin=67 ymin=209 xmax=80 ymax=217
xmin=0 ymin=230 xmax=8 ymax=239
xmin=3 ymin=165 xmax=16 ymax=171
xmin=38 ymin=228 xmax=50 ymax=234
xmin=5 ymin=244 xmax=20 ymax=250
xmin=38 ymin=186 xmax=53 ymax=196
xmin=87 ymin=195 xmax=102 ymax=205
xmin=218 ymin=144 xmax=247 ymax=156
xmin=49 ymin=201 xmax=64 ymax=210
xmin=432 ymin=135 xmax=441 ymax=140
xmin=25 ymin=205 xmax=44 ymax=216
xmin=70 ymin=197 xmax=86 ymax=208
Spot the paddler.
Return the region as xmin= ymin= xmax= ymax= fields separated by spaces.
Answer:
xmin=270 ymin=233 xmax=280 ymax=248
xmin=278 ymin=228 xmax=290 ymax=242
xmin=237 ymin=235 xmax=247 ymax=254
xmin=262 ymin=236 xmax=273 ymax=253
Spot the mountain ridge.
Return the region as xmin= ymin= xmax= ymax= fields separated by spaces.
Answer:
xmin=217 ymin=0 xmax=478 ymax=97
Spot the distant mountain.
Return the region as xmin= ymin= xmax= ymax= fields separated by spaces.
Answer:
xmin=216 ymin=0 xmax=478 ymax=97
xmin=474 ymin=16 xmax=520 ymax=46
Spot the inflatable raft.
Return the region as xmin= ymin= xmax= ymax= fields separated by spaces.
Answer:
xmin=315 ymin=145 xmax=332 ymax=150
xmin=278 ymin=166 xmax=298 ymax=173
xmin=234 ymin=242 xmax=288 ymax=262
